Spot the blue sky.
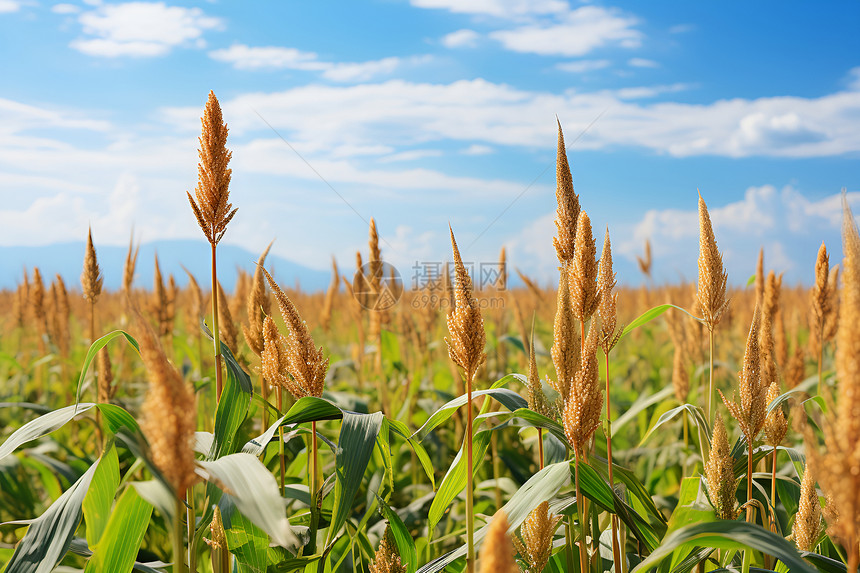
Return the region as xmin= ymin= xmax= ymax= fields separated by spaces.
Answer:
xmin=1 ymin=0 xmax=859 ymax=288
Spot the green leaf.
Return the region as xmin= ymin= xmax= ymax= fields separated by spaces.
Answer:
xmin=612 ymin=385 xmax=675 ymax=437
xmin=208 ymin=339 xmax=253 ymax=460
xmin=386 ymin=418 xmax=435 ymax=489
xmin=82 ymin=444 xmax=119 ymax=547
xmin=281 ymin=396 xmax=344 ymax=426
xmin=198 ymin=452 xmax=299 ymax=549
xmin=375 ymin=495 xmax=418 ymax=573
xmin=84 ymin=487 xmax=153 ymax=573
xmin=427 ymin=429 xmax=492 ymax=535
xmin=2 ymin=456 xmax=101 ymax=573
xmin=418 ymin=461 xmax=571 ymax=573
xmin=640 ymin=403 xmax=710 ymax=448
xmin=95 ymin=404 xmax=141 ymax=435
xmin=630 ymin=521 xmax=817 ymax=573
xmin=221 ymin=495 xmax=268 ymax=573
xmin=75 ymin=330 xmax=140 ymax=405
xmin=130 ymin=480 xmax=175 ymax=524
xmin=621 ymin=304 xmax=702 ymax=339
xmin=327 ymin=412 xmax=384 ymax=545
xmin=0 ymin=403 xmax=96 ymax=461
xmin=412 ymin=379 xmax=527 ymax=442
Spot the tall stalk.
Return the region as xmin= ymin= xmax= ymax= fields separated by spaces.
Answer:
xmin=574 ymin=445 xmax=588 ymax=572
xmin=465 ymin=374 xmax=475 ymax=573
xmin=605 ymin=352 xmax=622 ymax=569
xmin=173 ymin=494 xmax=187 ymax=573
xmin=210 ymin=243 xmax=224 ymax=401
xmin=707 ymin=328 xmax=715 ymax=425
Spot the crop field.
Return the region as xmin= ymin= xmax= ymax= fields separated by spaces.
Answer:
xmin=0 ymin=92 xmax=858 ymax=573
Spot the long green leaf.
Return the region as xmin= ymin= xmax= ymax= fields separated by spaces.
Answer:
xmin=75 ymin=330 xmax=140 ymax=405
xmin=3 ymin=456 xmax=101 ymax=573
xmin=198 ymin=453 xmax=299 ymax=549
xmin=621 ymin=304 xmax=702 ymax=338
xmin=0 ymin=403 xmax=96 ymax=461
xmin=375 ymin=495 xmax=418 ymax=573
xmin=208 ymin=339 xmax=253 ymax=460
xmin=327 ymin=412 xmax=384 ymax=545
xmin=640 ymin=403 xmax=710 ymax=448
xmin=82 ymin=444 xmax=119 ymax=547
xmin=427 ymin=429 xmax=492 ymax=535
xmin=84 ymin=487 xmax=153 ymax=573
xmin=221 ymin=495 xmax=268 ymax=573
xmin=418 ymin=461 xmax=571 ymax=573
xmin=630 ymin=521 xmax=817 ymax=573
xmin=412 ymin=376 xmax=527 ymax=442
xmin=612 ymin=385 xmax=675 ymax=437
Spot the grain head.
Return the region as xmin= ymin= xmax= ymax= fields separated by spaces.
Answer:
xmin=549 ymin=269 xmax=579 ymax=404
xmin=563 ymin=321 xmax=603 ymax=452
xmin=187 ymin=90 xmax=236 ymax=246
xmin=763 ymin=380 xmax=788 ymax=448
xmin=479 ymin=510 xmax=519 ymax=573
xmin=552 ymin=119 xmax=579 ymax=265
xmin=720 ymin=307 xmax=766 ymax=443
xmin=706 ymin=415 xmax=738 ymax=520
xmin=793 ymin=465 xmax=822 ymax=552
xmin=444 ymin=226 xmax=487 ymax=383
xmin=81 ymin=227 xmax=103 ymax=303
xmin=512 ymin=501 xmax=561 ymax=573
xmin=369 ymin=525 xmax=406 ymax=573
xmin=696 ymin=193 xmax=729 ymax=330
xmin=569 ymin=211 xmax=599 ymax=323
xmin=242 ymin=241 xmax=273 ymax=356
xmin=597 ymin=228 xmax=622 ymax=354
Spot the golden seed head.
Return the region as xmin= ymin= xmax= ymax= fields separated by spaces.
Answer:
xmin=497 ymin=246 xmax=507 ymax=291
xmin=444 ymin=226 xmax=487 ymax=383
xmin=50 ymin=274 xmax=71 ymax=357
xmin=263 ymin=268 xmax=328 ymax=398
xmin=513 ymin=501 xmax=561 ymax=573
xmin=549 ymin=269 xmax=579 ymax=403
xmin=754 ymin=247 xmax=765 ymax=310
xmin=784 ymin=342 xmax=806 ymax=389
xmin=696 ymin=193 xmax=729 ymax=330
xmin=217 ymin=281 xmax=238 ymax=353
xmin=81 ymin=227 xmax=104 ymax=303
xmin=706 ymin=415 xmax=738 ymax=520
xmin=806 ymin=195 xmax=860 ymax=549
xmin=563 ymin=322 xmax=603 ymax=452
xmin=721 ymin=307 xmax=766 ymax=443
xmin=552 ymin=120 xmax=580 ymax=265
xmin=30 ymin=267 xmax=47 ymax=335
xmin=479 ymin=510 xmax=519 ymax=573
xmin=319 ymin=256 xmax=340 ymax=333
xmin=597 ymin=228 xmax=622 ymax=354
xmin=123 ymin=234 xmax=139 ymax=294
xmin=793 ymin=465 xmax=822 ymax=552
xmin=636 ymin=238 xmax=652 ymax=278
xmin=242 ymin=239 xmax=272 ymax=356
xmin=763 ymin=380 xmax=788 ymax=447
xmin=810 ymin=242 xmax=832 ymax=329
xmin=97 ymin=347 xmax=114 ymax=404
xmin=133 ymin=308 xmax=198 ymax=495
xmin=527 ymin=330 xmax=551 ymax=418
xmin=569 ymin=211 xmax=599 ymax=323
xmin=187 ymin=90 xmax=236 ymax=246
xmin=369 ymin=525 xmax=407 ymax=573
xmin=206 ymin=505 xmax=227 ymax=551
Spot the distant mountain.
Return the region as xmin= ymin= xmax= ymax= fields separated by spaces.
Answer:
xmin=0 ymin=240 xmax=333 ymax=292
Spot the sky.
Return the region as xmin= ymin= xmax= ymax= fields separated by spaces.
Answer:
xmin=1 ymin=0 xmax=859 ymax=289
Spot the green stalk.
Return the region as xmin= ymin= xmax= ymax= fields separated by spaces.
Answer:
xmin=538 ymin=428 xmax=545 ymax=469
xmin=210 ymin=242 xmax=224 ymax=402
xmin=575 ymin=446 xmax=588 ymax=572
xmin=173 ymin=497 xmax=187 ymax=573
xmin=277 ymin=387 xmax=285 ymax=494
xmin=817 ymin=322 xmax=824 ymax=397
xmin=465 ymin=372 xmax=475 ymax=573
xmin=707 ymin=327 xmax=715 ymax=427
xmin=187 ymin=487 xmax=196 ymax=573
xmin=605 ymin=351 xmax=622 ymax=570
xmin=743 ymin=437 xmax=755 ymax=573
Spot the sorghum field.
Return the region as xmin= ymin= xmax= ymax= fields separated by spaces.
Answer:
xmin=1 ymin=92 xmax=858 ymax=573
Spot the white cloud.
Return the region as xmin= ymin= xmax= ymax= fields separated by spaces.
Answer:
xmin=410 ymin=0 xmax=567 ymax=18
xmin=158 ymin=75 xmax=860 ymax=159
xmin=209 ymin=44 xmax=325 ymax=71
xmin=70 ymin=2 xmax=222 ymax=57
xmin=669 ymin=24 xmax=695 ymax=34
xmin=462 ymin=144 xmax=494 ymax=155
xmin=209 ymin=44 xmax=404 ymax=82
xmin=556 ymin=59 xmax=611 ymax=73
xmin=442 ymin=28 xmax=480 ymax=48
xmin=0 ymin=0 xmax=20 ymax=12
xmin=629 ymin=57 xmax=659 ymax=68
xmin=377 ymin=149 xmax=443 ymax=163
xmin=52 ymin=3 xmax=81 ymax=14
xmin=322 ymin=57 xmax=400 ymax=82
xmin=490 ymin=6 xmax=642 ymax=56
xmin=614 ymin=186 xmax=860 ymax=284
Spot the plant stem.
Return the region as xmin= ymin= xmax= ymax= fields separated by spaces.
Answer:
xmin=538 ymin=428 xmax=545 ymax=470
xmin=187 ymin=488 xmax=196 ymax=573
xmin=707 ymin=327 xmax=715 ymax=427
xmin=744 ymin=436 xmax=755 ymax=573
xmin=277 ymin=387 xmax=285 ymax=494
xmin=565 ymin=517 xmax=576 ymax=572
xmin=818 ymin=322 xmax=824 ymax=397
xmin=770 ymin=448 xmax=777 ymax=519
xmin=606 ymin=351 xmax=622 ymax=570
xmin=465 ymin=372 xmax=475 ymax=573
xmin=491 ymin=431 xmax=502 ymax=510
xmin=210 ymin=242 xmax=223 ymax=402
xmin=173 ymin=497 xmax=187 ymax=573
xmin=575 ymin=446 xmax=588 ymax=573
xmin=682 ymin=411 xmax=689 ymax=477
